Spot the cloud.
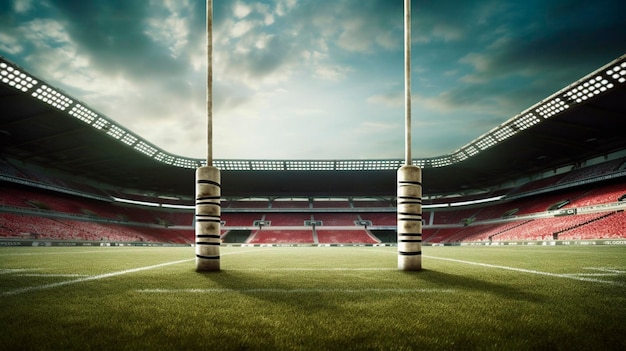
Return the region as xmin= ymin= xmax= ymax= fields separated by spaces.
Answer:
xmin=2 ymin=0 xmax=624 ymax=161
xmin=367 ymin=92 xmax=403 ymax=107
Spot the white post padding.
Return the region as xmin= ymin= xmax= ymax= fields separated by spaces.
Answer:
xmin=397 ymin=165 xmax=422 ymax=271
xmin=195 ymin=166 xmax=221 ymax=271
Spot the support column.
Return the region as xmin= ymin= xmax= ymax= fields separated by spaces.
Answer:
xmin=195 ymin=166 xmax=221 ymax=271
xmin=397 ymin=165 xmax=422 ymax=270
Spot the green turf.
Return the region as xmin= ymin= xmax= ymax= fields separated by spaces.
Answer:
xmin=1 ymin=245 xmax=625 ymax=350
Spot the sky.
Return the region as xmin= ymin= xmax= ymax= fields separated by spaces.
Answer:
xmin=0 ymin=0 xmax=624 ymax=161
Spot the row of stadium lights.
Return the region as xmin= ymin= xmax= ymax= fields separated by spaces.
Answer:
xmin=452 ymin=61 xmax=626 ymax=162
xmin=1 ymin=57 xmax=625 ymax=171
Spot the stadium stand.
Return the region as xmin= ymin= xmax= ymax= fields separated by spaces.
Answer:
xmin=1 ymin=154 xmax=625 ymax=246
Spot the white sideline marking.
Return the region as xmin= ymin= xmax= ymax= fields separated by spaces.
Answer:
xmin=426 ymin=256 xmax=625 ymax=287
xmin=0 ymin=248 xmax=274 ymax=297
xmin=583 ymin=267 xmax=625 ymax=274
xmin=14 ymin=274 xmax=90 ymax=277
xmin=1 ymin=258 xmax=193 ymax=297
xmin=136 ymin=288 xmax=456 ymax=294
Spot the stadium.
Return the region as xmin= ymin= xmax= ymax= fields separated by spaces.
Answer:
xmin=2 ymin=2 xmax=626 ymax=349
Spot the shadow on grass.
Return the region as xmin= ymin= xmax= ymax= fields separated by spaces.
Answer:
xmin=196 ymin=269 xmax=342 ymax=311
xmin=194 ymin=266 xmax=544 ymax=309
xmin=404 ymin=269 xmax=545 ymax=302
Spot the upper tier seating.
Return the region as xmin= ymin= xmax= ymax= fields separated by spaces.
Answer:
xmin=247 ymin=229 xmax=314 ymax=244
xmin=222 ymin=213 xmax=263 ymax=227
xmin=313 ymin=213 xmax=359 ymax=226
xmin=263 ymin=213 xmax=313 ymax=226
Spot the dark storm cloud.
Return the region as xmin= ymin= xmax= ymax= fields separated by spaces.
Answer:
xmin=48 ymin=1 xmax=166 ymax=74
xmin=424 ymin=0 xmax=625 ymax=113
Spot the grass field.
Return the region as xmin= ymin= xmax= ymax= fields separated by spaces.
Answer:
xmin=1 ymin=245 xmax=625 ymax=350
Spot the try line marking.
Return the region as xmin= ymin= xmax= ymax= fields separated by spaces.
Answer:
xmin=0 ymin=248 xmax=274 ymax=297
xmin=425 ymin=255 xmax=625 ymax=287
xmin=1 ymin=258 xmax=193 ymax=297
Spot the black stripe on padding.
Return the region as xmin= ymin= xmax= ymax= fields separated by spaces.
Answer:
xmin=398 ymin=200 xmax=422 ymax=205
xmin=197 ymin=196 xmax=221 ymax=200
xmin=398 ymin=217 xmax=422 ymax=222
xmin=196 ymin=219 xmax=222 ymax=223
xmin=196 ymin=242 xmax=221 ymax=246
xmin=197 ymin=180 xmax=221 ymax=187
xmin=196 ymin=234 xmax=221 ymax=239
xmin=196 ymin=254 xmax=220 ymax=259
xmin=399 ymin=239 xmax=422 ymax=243
xmin=399 ymin=180 xmax=422 ymax=186
xmin=397 ymin=197 xmax=421 ymax=202
xmin=196 ymin=201 xmax=221 ymax=206
xmin=398 ymin=251 xmax=422 ymax=256
xmin=398 ymin=233 xmax=422 ymax=236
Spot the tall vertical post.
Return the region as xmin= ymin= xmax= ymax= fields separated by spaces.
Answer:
xmin=397 ymin=0 xmax=422 ymax=271
xmin=196 ymin=0 xmax=221 ymax=271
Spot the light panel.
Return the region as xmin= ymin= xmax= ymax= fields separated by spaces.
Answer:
xmin=32 ymin=85 xmax=73 ymax=111
xmin=475 ymin=135 xmax=497 ymax=150
xmin=134 ymin=141 xmax=157 ymax=156
xmin=173 ymin=158 xmax=200 ymax=169
xmin=513 ymin=113 xmax=540 ymax=130
xmin=106 ymin=124 xmax=125 ymax=139
xmin=120 ymin=133 xmax=138 ymax=146
xmin=154 ymin=152 xmax=175 ymax=165
xmin=214 ymin=160 xmax=250 ymax=170
xmin=0 ymin=62 xmax=38 ymax=92
xmin=68 ymin=104 xmax=98 ymax=124
xmin=536 ymin=98 xmax=569 ymax=119
xmin=251 ymin=160 xmax=284 ymax=170
xmin=564 ymin=75 xmax=614 ymax=104
xmin=493 ymin=125 xmax=517 ymax=141
xmin=336 ymin=160 xmax=364 ymax=170
xmin=91 ymin=117 xmax=109 ymax=130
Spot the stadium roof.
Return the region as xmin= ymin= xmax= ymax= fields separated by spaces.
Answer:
xmin=1 ymin=55 xmax=625 ymax=198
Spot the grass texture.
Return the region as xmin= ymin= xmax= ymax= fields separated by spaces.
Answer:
xmin=1 ymin=245 xmax=625 ymax=350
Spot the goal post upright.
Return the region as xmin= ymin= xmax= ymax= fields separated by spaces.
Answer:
xmin=397 ymin=0 xmax=422 ymax=271
xmin=196 ymin=0 xmax=221 ymax=272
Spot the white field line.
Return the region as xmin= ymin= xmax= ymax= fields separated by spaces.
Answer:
xmin=425 ymin=255 xmax=625 ymax=287
xmin=1 ymin=258 xmax=193 ymax=297
xmin=14 ymin=274 xmax=90 ymax=277
xmin=583 ymin=267 xmax=625 ymax=274
xmin=0 ymin=248 xmax=273 ymax=297
xmin=136 ymin=288 xmax=456 ymax=294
